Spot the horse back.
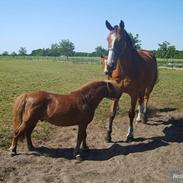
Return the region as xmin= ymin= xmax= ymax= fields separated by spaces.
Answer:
xmin=137 ymin=50 xmax=158 ymax=87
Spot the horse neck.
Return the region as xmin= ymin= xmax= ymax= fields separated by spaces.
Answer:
xmin=80 ymin=82 xmax=107 ymax=108
xmin=119 ymin=46 xmax=139 ymax=79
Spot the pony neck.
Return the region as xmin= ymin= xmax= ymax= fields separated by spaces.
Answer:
xmin=80 ymin=81 xmax=108 ymax=108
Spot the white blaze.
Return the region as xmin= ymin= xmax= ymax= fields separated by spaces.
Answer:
xmin=107 ymin=33 xmax=117 ymax=67
xmin=104 ymin=58 xmax=108 ymax=73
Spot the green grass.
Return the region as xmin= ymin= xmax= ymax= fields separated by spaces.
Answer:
xmin=0 ymin=58 xmax=183 ymax=149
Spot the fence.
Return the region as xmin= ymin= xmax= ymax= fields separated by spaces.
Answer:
xmin=0 ymin=56 xmax=99 ymax=64
xmin=0 ymin=56 xmax=183 ymax=68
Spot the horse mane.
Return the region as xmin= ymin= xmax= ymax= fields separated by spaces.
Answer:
xmin=124 ymin=30 xmax=134 ymax=49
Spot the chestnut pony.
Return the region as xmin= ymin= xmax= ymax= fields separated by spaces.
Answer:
xmin=102 ymin=20 xmax=158 ymax=142
xmin=9 ymin=80 xmax=121 ymax=160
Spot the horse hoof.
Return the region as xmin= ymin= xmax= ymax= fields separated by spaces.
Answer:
xmin=126 ymin=136 xmax=134 ymax=143
xmin=75 ymin=154 xmax=83 ymax=161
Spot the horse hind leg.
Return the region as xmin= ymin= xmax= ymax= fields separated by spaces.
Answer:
xmin=143 ymin=86 xmax=154 ymax=123
xmin=143 ymin=94 xmax=149 ymax=123
xmin=126 ymin=96 xmax=137 ymax=142
xmin=136 ymin=94 xmax=145 ymax=123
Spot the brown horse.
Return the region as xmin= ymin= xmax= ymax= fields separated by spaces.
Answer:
xmin=102 ymin=20 xmax=158 ymax=142
xmin=9 ymin=80 xmax=122 ymax=160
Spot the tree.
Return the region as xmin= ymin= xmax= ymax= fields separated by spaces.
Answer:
xmin=156 ymin=41 xmax=176 ymax=59
xmin=31 ymin=49 xmax=44 ymax=56
xmin=50 ymin=43 xmax=60 ymax=56
xmin=19 ymin=47 xmax=27 ymax=55
xmin=128 ymin=33 xmax=141 ymax=49
xmin=11 ymin=52 xmax=17 ymax=56
xmin=156 ymin=41 xmax=170 ymax=58
xmin=95 ymin=46 xmax=108 ymax=56
xmin=166 ymin=45 xmax=176 ymax=59
xmin=2 ymin=51 xmax=9 ymax=56
xmin=59 ymin=39 xmax=75 ymax=57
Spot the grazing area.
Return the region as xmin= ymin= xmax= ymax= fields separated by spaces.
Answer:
xmin=0 ymin=58 xmax=183 ymax=182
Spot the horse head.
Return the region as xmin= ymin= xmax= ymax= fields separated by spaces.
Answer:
xmin=105 ymin=20 xmax=126 ymax=76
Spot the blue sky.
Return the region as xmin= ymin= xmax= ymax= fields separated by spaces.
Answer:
xmin=0 ymin=0 xmax=183 ymax=53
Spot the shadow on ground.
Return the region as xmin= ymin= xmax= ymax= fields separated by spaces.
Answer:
xmin=33 ymin=117 xmax=183 ymax=161
xmin=147 ymin=107 xmax=177 ymax=119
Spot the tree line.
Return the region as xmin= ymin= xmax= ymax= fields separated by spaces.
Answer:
xmin=0 ymin=33 xmax=141 ymax=57
xmin=1 ymin=34 xmax=183 ymax=59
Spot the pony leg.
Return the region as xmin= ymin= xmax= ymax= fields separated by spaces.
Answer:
xmin=106 ymin=99 xmax=119 ymax=142
xmin=82 ymin=129 xmax=89 ymax=151
xmin=126 ymin=96 xmax=137 ymax=142
xmin=25 ymin=122 xmax=37 ymax=151
xmin=74 ymin=124 xmax=87 ymax=160
xmin=9 ymin=122 xmax=27 ymax=156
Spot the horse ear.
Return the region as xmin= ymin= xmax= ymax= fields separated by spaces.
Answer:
xmin=119 ymin=20 xmax=125 ymax=30
xmin=101 ymin=55 xmax=104 ymax=58
xmin=105 ymin=20 xmax=114 ymax=31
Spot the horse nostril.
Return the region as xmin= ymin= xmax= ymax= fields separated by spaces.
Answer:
xmin=104 ymin=71 xmax=108 ymax=75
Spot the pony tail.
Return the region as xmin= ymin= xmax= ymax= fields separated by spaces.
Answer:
xmin=12 ymin=94 xmax=27 ymax=132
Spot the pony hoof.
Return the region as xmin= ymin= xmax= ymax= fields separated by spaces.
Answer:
xmin=75 ymin=154 xmax=83 ymax=161
xmin=126 ymin=136 xmax=134 ymax=143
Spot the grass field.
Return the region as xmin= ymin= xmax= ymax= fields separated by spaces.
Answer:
xmin=0 ymin=58 xmax=183 ymax=149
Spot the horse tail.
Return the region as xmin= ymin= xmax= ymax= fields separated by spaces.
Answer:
xmin=12 ymin=94 xmax=27 ymax=136
xmin=152 ymin=54 xmax=159 ymax=85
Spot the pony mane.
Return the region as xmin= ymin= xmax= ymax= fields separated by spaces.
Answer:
xmin=70 ymin=80 xmax=106 ymax=94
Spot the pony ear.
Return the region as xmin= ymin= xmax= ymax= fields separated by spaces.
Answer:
xmin=119 ymin=20 xmax=125 ymax=30
xmin=105 ymin=20 xmax=114 ymax=31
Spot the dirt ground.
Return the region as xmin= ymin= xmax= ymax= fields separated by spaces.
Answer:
xmin=0 ymin=108 xmax=183 ymax=183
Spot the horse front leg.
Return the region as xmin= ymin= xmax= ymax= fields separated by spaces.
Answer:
xmin=126 ymin=95 xmax=137 ymax=142
xmin=106 ymin=99 xmax=119 ymax=142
